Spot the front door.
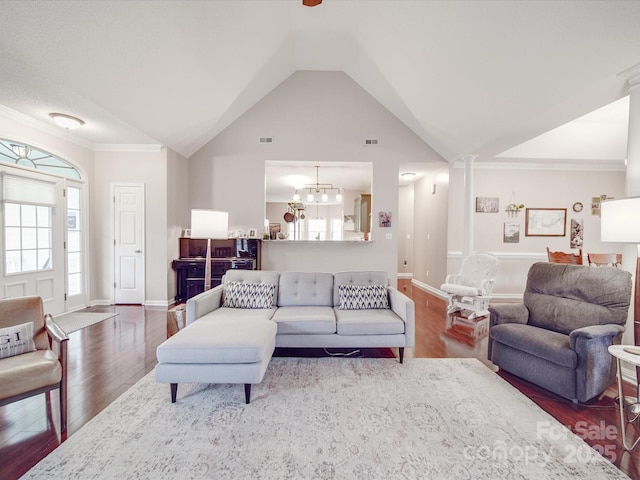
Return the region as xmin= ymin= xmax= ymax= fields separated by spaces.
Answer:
xmin=0 ymin=169 xmax=66 ymax=314
xmin=113 ymin=183 xmax=145 ymax=304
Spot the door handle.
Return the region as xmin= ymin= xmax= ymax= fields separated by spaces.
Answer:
xmin=135 ymin=249 xmax=142 ymax=253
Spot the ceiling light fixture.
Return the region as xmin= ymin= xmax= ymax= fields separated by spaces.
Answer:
xmin=294 ymin=166 xmax=344 ymax=204
xmin=302 ymin=0 xmax=322 ymax=6
xmin=401 ymin=172 xmax=416 ymax=181
xmin=49 ymin=113 xmax=85 ymax=130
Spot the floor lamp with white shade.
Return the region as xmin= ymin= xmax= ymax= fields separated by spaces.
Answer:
xmin=190 ymin=210 xmax=229 ymax=291
xmin=601 ymin=197 xmax=640 ymax=411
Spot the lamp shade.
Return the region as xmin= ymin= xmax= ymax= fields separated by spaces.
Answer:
xmin=190 ymin=210 xmax=228 ymax=239
xmin=601 ymin=197 xmax=640 ymax=243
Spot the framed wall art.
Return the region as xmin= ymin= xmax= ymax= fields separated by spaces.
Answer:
xmin=475 ymin=197 xmax=499 ymax=213
xmin=525 ymin=208 xmax=567 ymax=237
xmin=503 ymin=222 xmax=520 ymax=243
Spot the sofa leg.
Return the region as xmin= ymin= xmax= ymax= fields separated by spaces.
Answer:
xmin=244 ymin=384 xmax=251 ymax=404
xmin=170 ymin=383 xmax=178 ymax=403
xmin=399 ymin=347 xmax=404 ymax=364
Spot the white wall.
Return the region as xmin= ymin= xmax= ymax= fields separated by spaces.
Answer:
xmin=411 ymin=166 xmax=450 ymax=289
xmin=446 ymin=164 xmax=626 ymax=296
xmin=189 ymin=71 xmax=445 ymax=283
xmin=94 ymin=149 xmax=170 ymax=305
xmin=166 ymin=148 xmax=189 ymax=303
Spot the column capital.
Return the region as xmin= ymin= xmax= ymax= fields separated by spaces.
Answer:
xmin=620 ymin=62 xmax=640 ymax=93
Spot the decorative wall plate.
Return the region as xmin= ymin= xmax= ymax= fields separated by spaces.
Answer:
xmin=572 ymin=202 xmax=583 ymax=213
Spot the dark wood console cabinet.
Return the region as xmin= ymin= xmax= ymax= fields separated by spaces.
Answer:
xmin=172 ymin=238 xmax=261 ymax=303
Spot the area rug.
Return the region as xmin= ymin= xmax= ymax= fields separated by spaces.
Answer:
xmin=21 ymin=358 xmax=626 ymax=479
xmin=53 ymin=312 xmax=118 ymax=334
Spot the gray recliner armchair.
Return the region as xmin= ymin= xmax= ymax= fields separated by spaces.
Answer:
xmin=488 ymin=262 xmax=632 ymax=403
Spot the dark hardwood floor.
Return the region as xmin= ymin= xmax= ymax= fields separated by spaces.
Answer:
xmin=1 ymin=282 xmax=639 ymax=479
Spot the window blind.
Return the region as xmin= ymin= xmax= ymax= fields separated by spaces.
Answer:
xmin=2 ymin=172 xmax=56 ymax=206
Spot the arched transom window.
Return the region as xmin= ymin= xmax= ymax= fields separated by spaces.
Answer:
xmin=0 ymin=139 xmax=81 ymax=179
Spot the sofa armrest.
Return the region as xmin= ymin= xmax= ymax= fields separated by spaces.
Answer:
xmin=488 ymin=304 xmax=529 ymax=327
xmin=388 ymin=287 xmax=415 ymax=348
xmin=186 ymin=285 xmax=224 ymax=325
xmin=569 ymin=324 xmax=625 ymax=349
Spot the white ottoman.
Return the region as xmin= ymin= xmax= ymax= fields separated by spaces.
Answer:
xmin=155 ymin=317 xmax=276 ymax=404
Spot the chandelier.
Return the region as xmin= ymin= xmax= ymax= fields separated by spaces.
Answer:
xmin=293 ymin=166 xmax=343 ymax=203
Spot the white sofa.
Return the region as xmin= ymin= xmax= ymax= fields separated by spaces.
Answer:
xmin=187 ymin=270 xmax=415 ymax=359
xmin=156 ymin=270 xmax=415 ymax=403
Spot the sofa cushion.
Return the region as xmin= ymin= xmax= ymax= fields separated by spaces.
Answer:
xmin=335 ymin=309 xmax=405 ymax=336
xmin=0 ymin=322 xmax=36 ymax=359
xmin=333 ymin=271 xmax=389 ymax=306
xmin=277 ymin=272 xmax=334 ymax=307
xmin=223 ymin=282 xmax=276 ymax=309
xmin=271 ymin=306 xmax=336 ymax=334
xmin=337 ymin=284 xmax=389 ymax=310
xmin=156 ymin=317 xmax=276 ymax=364
xmin=201 ymin=307 xmax=277 ymax=322
xmin=490 ymin=323 xmax=577 ymax=368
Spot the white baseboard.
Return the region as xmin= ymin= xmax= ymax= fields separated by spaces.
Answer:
xmin=398 ymin=272 xmax=413 ymax=279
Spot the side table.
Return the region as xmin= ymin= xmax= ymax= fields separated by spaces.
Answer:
xmin=608 ymin=344 xmax=640 ymax=450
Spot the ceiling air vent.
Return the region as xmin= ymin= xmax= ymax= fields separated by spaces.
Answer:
xmin=365 ymin=138 xmax=379 ymax=145
xmin=259 ymin=137 xmax=273 ymax=144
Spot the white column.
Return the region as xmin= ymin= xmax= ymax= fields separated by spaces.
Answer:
xmin=462 ymin=154 xmax=477 ymax=257
xmin=624 ymin=65 xmax=640 ymax=353
xmin=626 ymin=65 xmax=640 ymax=196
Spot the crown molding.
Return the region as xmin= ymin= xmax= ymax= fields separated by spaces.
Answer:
xmin=452 ymin=158 xmax=625 ymax=172
xmin=94 ymin=144 xmax=164 ymax=153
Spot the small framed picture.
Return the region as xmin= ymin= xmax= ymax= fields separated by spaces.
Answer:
xmin=503 ymin=222 xmax=520 ymax=243
xmin=379 ymin=212 xmax=391 ymax=227
xmin=248 ymin=228 xmax=257 ymax=238
xmin=475 ymin=197 xmax=499 ymax=213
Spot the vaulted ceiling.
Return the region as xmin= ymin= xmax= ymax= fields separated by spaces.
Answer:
xmin=1 ymin=1 xmax=639 ymax=164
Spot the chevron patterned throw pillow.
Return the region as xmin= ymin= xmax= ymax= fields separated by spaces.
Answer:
xmin=338 ymin=284 xmax=389 ymax=310
xmin=223 ymin=282 xmax=276 ymax=309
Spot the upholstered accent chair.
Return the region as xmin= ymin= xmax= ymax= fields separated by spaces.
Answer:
xmin=0 ymin=296 xmax=69 ymax=431
xmin=440 ymin=253 xmax=499 ymax=320
xmin=488 ymin=262 xmax=632 ymax=403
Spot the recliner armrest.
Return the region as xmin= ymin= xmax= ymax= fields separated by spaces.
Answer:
xmin=488 ymin=303 xmax=528 ymax=327
xmin=186 ymin=285 xmax=224 ymax=325
xmin=569 ymin=324 xmax=625 ymax=349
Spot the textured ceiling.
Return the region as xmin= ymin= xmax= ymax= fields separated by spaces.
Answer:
xmin=0 ymin=1 xmax=638 ymax=164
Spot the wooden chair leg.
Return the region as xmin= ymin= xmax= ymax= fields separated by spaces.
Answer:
xmin=244 ymin=384 xmax=251 ymax=404
xmin=59 ymin=383 xmax=67 ymax=432
xmin=399 ymin=347 xmax=404 ymax=364
xmin=170 ymin=383 xmax=178 ymax=403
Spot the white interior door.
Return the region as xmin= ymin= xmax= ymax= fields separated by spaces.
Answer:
xmin=113 ymin=184 xmax=145 ymax=304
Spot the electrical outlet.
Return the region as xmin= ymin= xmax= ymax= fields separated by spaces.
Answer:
xmin=426 ymin=270 xmax=430 ymax=276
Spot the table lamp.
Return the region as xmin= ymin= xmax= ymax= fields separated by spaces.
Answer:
xmin=190 ymin=210 xmax=229 ymax=291
xmin=601 ymin=197 xmax=640 ymax=386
